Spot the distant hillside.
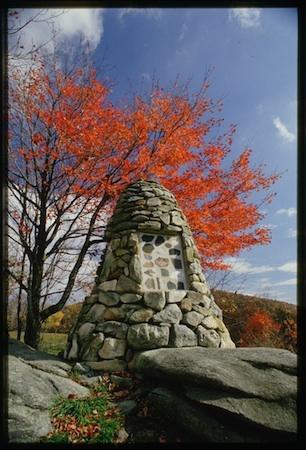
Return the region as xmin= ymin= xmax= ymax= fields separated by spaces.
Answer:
xmin=213 ymin=289 xmax=296 ymax=319
xmin=213 ymin=289 xmax=297 ymax=353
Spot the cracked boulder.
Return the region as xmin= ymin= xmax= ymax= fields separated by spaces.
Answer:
xmin=132 ymin=347 xmax=297 ymax=442
xmin=8 ymin=339 xmax=89 ymax=443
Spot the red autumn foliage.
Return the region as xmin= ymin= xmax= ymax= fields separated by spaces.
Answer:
xmin=9 ymin=60 xmax=280 ymax=348
xmin=9 ymin=63 xmax=279 ymax=270
xmin=238 ymin=310 xmax=281 ymax=347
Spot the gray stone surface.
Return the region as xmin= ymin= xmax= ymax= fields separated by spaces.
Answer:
xmin=127 ymin=323 xmax=169 ymax=350
xmin=143 ymin=291 xmax=166 ymax=311
xmin=98 ymin=337 xmax=126 ymax=359
xmin=201 ymin=315 xmax=218 ymax=329
xmin=72 ymin=362 xmax=91 ymax=374
xmin=133 ymin=347 xmax=297 ymax=442
xmin=86 ymin=359 xmax=127 ymax=372
xmin=180 ymin=298 xmax=193 ymax=312
xmin=129 ymin=255 xmax=142 ymax=283
xmin=85 ymin=304 xmax=106 ymax=322
xmin=110 ymin=374 xmax=134 ymax=389
xmin=77 ymin=322 xmax=96 ymax=339
xmin=129 ymin=308 xmax=155 ymax=323
xmin=152 ymin=304 xmax=183 ymax=324
xmin=98 ymin=291 xmax=120 ymax=306
xmin=103 ymin=306 xmax=127 ymax=321
xmin=170 ymin=324 xmax=198 ymax=347
xmin=95 ymin=321 xmax=128 ymax=339
xmin=120 ymin=293 xmax=142 ymax=304
xmin=82 ymin=332 xmax=104 ymax=361
xmin=219 ymin=329 xmax=236 ymax=348
xmin=197 ymin=325 xmax=221 ymax=348
xmin=116 ymin=274 xmax=141 ymax=292
xmin=99 ymin=279 xmax=117 ymax=291
xmin=67 ymin=334 xmax=78 ymax=360
xmin=182 ymin=311 xmax=203 ymax=328
xmin=166 ymin=290 xmax=186 ymax=303
xmin=8 ymin=339 xmax=89 ymax=443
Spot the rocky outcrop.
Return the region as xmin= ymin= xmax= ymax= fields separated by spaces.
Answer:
xmin=8 ymin=339 xmax=89 ymax=443
xmin=64 ymin=180 xmax=234 ymax=370
xmin=132 ymin=347 xmax=297 ymax=442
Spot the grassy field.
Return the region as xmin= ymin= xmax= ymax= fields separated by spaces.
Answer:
xmin=9 ymin=331 xmax=68 ymax=356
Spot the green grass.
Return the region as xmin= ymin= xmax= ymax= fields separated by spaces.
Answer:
xmin=9 ymin=331 xmax=68 ymax=356
xmin=45 ymin=383 xmax=123 ymax=444
xmin=50 ymin=395 xmax=109 ymax=425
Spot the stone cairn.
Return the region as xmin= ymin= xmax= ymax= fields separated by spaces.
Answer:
xmin=64 ymin=180 xmax=235 ymax=372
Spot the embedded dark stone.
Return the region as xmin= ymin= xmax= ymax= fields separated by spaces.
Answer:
xmin=169 ymin=248 xmax=181 ymax=256
xmin=173 ymin=259 xmax=183 ymax=269
xmin=155 ymin=236 xmax=165 ymax=246
xmin=167 ymin=281 xmax=177 ymax=289
xmin=142 ymin=234 xmax=154 ymax=242
xmin=161 ymin=269 xmax=169 ymax=277
xmin=143 ymin=244 xmax=154 ymax=253
xmin=178 ymin=281 xmax=185 ymax=290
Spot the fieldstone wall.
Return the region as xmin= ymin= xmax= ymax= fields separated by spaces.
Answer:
xmin=64 ymin=180 xmax=235 ymax=371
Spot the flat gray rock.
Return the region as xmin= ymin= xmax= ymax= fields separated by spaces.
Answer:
xmin=133 ymin=347 xmax=296 ymax=399
xmin=8 ymin=339 xmax=89 ymax=443
xmin=133 ymin=347 xmax=297 ymax=441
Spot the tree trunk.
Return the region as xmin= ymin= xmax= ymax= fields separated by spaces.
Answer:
xmin=24 ymin=262 xmax=43 ymax=349
xmin=24 ymin=308 xmax=41 ymax=349
xmin=17 ymin=251 xmax=27 ymax=341
xmin=16 ymin=297 xmax=22 ymax=341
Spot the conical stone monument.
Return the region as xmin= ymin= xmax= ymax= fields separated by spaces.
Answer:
xmin=64 ymin=180 xmax=235 ymax=371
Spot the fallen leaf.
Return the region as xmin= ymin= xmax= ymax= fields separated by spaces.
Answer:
xmin=159 ymin=434 xmax=167 ymax=443
xmin=137 ymin=404 xmax=150 ymax=417
xmin=67 ymin=393 xmax=77 ymax=399
xmin=114 ymin=427 xmax=129 ymax=443
xmin=112 ymin=389 xmax=130 ymax=399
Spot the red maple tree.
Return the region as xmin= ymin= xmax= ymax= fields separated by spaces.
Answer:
xmin=8 ymin=59 xmax=280 ymax=347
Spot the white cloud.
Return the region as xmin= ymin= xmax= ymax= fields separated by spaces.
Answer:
xmin=273 ymin=278 xmax=297 ymax=287
xmin=8 ymin=8 xmax=104 ymax=57
xmin=228 ymin=8 xmax=261 ymax=28
xmin=224 ymin=258 xmax=274 ymax=275
xmin=55 ymin=8 xmax=104 ymax=50
xmin=179 ymin=22 xmax=188 ymax=41
xmin=287 ymin=228 xmax=297 ymax=238
xmin=225 ymin=257 xmax=297 ymax=276
xmin=276 ymin=207 xmax=297 ymax=217
xmin=118 ymin=8 xmax=162 ymax=21
xmin=278 ymin=261 xmax=297 ymax=273
xmin=273 ymin=116 xmax=295 ymax=143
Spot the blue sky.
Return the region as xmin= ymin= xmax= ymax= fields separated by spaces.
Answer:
xmin=12 ymin=7 xmax=298 ymax=303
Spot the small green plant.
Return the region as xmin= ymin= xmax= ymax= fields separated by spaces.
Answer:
xmin=67 ymin=367 xmax=81 ymax=383
xmin=90 ymin=382 xmax=108 ymax=396
xmin=50 ymin=395 xmax=108 ymax=425
xmin=45 ymin=382 xmax=123 ymax=444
